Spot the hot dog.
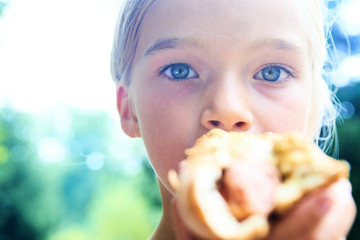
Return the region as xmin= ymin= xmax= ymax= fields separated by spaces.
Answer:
xmin=169 ymin=129 xmax=349 ymax=240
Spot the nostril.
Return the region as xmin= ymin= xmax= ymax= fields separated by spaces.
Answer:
xmin=209 ymin=120 xmax=221 ymax=126
xmin=235 ymin=122 xmax=245 ymax=127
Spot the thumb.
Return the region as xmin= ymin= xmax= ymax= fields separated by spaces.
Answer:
xmin=268 ymin=191 xmax=332 ymax=240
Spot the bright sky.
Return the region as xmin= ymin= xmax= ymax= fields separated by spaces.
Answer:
xmin=0 ymin=0 xmax=121 ymax=114
xmin=340 ymin=0 xmax=360 ymax=35
xmin=0 ymin=0 xmax=359 ymax=114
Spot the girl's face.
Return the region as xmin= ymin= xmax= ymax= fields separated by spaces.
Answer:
xmin=123 ymin=0 xmax=314 ymax=191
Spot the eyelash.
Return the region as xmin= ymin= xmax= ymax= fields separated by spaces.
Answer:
xmin=253 ymin=64 xmax=296 ymax=84
xmin=158 ymin=62 xmax=199 ymax=82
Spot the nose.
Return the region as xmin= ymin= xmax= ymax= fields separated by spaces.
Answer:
xmin=201 ymin=75 xmax=253 ymax=132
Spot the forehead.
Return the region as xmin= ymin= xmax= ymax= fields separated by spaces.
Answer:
xmin=136 ymin=0 xmax=310 ymax=60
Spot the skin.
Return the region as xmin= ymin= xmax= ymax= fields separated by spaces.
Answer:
xmin=116 ymin=0 xmax=356 ymax=239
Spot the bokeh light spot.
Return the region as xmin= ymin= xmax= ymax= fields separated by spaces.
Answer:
xmin=86 ymin=152 xmax=105 ymax=171
xmin=37 ymin=137 xmax=66 ymax=163
xmin=340 ymin=101 xmax=355 ymax=119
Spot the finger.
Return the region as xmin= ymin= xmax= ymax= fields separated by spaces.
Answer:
xmin=268 ymin=179 xmax=356 ymax=240
xmin=267 ymin=188 xmax=333 ymax=240
xmin=312 ymin=179 xmax=356 ymax=240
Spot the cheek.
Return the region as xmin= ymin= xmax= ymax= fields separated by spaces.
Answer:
xmin=253 ymin=82 xmax=313 ymax=134
xmin=131 ymin=81 xmax=200 ymax=190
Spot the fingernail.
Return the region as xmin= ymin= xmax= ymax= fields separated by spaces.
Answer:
xmin=316 ymin=196 xmax=332 ymax=214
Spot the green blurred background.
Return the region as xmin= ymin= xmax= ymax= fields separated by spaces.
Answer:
xmin=0 ymin=0 xmax=360 ymax=239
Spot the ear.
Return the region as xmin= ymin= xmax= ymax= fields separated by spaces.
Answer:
xmin=116 ymin=86 xmax=141 ymax=138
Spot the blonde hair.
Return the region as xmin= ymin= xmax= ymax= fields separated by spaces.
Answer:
xmin=110 ymin=0 xmax=341 ymax=154
xmin=111 ymin=0 xmax=158 ymax=85
xmin=299 ymin=0 xmax=342 ymax=155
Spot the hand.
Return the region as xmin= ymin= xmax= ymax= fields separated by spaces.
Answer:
xmin=267 ymin=179 xmax=356 ymax=240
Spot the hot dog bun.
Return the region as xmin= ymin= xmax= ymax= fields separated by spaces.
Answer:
xmin=169 ymin=129 xmax=349 ymax=240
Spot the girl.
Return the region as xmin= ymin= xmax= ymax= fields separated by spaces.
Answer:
xmin=111 ymin=0 xmax=356 ymax=239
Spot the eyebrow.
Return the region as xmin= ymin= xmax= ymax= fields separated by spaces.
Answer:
xmin=249 ymin=38 xmax=304 ymax=53
xmin=144 ymin=37 xmax=305 ymax=57
xmin=144 ymin=37 xmax=202 ymax=56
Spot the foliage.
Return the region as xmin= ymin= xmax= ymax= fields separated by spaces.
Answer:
xmin=0 ymin=106 xmax=161 ymax=240
xmin=338 ymin=116 xmax=360 ymax=239
xmin=0 ymin=108 xmax=53 ymax=240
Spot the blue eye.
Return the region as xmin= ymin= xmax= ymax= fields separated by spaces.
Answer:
xmin=253 ymin=65 xmax=293 ymax=82
xmin=160 ymin=63 xmax=198 ymax=81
